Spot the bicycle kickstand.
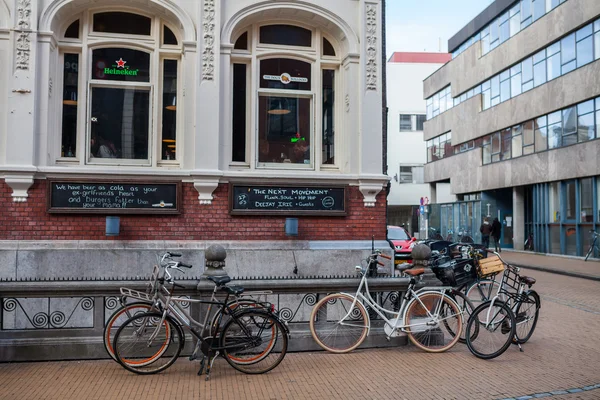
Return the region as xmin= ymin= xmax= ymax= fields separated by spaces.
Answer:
xmin=205 ymin=351 xmax=220 ymax=381
xmin=189 ymin=339 xmax=201 ymax=362
xmin=197 ymin=356 xmax=206 ymax=376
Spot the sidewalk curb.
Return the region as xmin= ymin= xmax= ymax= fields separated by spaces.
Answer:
xmin=513 ymin=264 xmax=600 ymax=282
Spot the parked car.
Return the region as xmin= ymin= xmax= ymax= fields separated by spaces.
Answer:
xmin=387 ymin=225 xmax=417 ymax=266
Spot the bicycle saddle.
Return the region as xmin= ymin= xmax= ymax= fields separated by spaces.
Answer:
xmin=206 ymin=275 xmax=231 ymax=286
xmin=221 ymin=285 xmax=244 ymax=296
xmin=521 ymin=276 xmax=536 ymax=286
xmin=396 ymin=263 xmax=412 ymax=272
xmin=404 ymin=268 xmax=425 ymax=276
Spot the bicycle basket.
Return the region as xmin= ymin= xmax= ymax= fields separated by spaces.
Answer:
xmin=430 ymin=258 xmax=477 ymax=287
xmin=498 ymin=264 xmax=522 ymax=299
xmin=477 ymin=255 xmax=505 ymax=278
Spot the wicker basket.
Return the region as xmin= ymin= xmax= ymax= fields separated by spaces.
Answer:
xmin=478 ymin=255 xmax=505 ymax=277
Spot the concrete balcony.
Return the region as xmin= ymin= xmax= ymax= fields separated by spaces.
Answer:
xmin=424 ymin=59 xmax=600 ymax=145
xmin=424 ymin=0 xmax=600 ymax=99
xmin=425 ymin=139 xmax=600 ymax=194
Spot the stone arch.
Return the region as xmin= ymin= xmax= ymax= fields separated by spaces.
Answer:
xmin=39 ymin=0 xmax=196 ymax=42
xmin=222 ymin=1 xmax=359 ymax=57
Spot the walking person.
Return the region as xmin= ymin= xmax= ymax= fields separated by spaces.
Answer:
xmin=491 ymin=217 xmax=502 ymax=253
xmin=479 ymin=217 xmax=492 ymax=249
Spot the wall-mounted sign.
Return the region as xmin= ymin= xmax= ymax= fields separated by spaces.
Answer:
xmin=47 ymin=180 xmax=181 ymax=214
xmin=230 ymin=184 xmax=346 ymax=216
xmin=262 ymin=73 xmax=308 ymax=85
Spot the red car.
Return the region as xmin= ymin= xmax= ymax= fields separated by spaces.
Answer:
xmin=387 ymin=225 xmax=417 ymax=266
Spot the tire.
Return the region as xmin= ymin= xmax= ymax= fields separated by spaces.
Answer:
xmin=465 ymin=300 xmax=516 ymax=360
xmin=405 ymin=292 xmax=462 ymax=353
xmin=104 ymin=301 xmax=154 ymax=361
xmin=113 ymin=312 xmax=184 ymax=375
xmin=513 ymin=290 xmax=540 ymax=344
xmin=309 ymin=293 xmax=369 ymax=354
xmin=465 ymin=279 xmax=500 ymax=308
xmin=446 ymin=290 xmax=477 ymax=344
xmin=220 ymin=310 xmax=288 ymax=374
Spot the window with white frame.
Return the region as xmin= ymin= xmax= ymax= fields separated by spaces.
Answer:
xmin=231 ymin=24 xmax=340 ymax=168
xmin=58 ymin=11 xmax=182 ymax=165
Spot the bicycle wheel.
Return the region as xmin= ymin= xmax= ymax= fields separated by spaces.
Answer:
xmin=309 ymin=293 xmax=369 ymax=354
xmin=465 ymin=279 xmax=500 ymax=308
xmin=220 ymin=310 xmax=288 ymax=374
xmin=405 ymin=292 xmax=462 ymax=353
xmin=445 ymin=290 xmax=477 ymax=343
xmin=465 ymin=300 xmax=516 ymax=359
xmin=104 ymin=301 xmax=153 ymax=361
xmin=209 ymin=298 xmax=268 ymax=334
xmin=514 ymin=290 xmax=540 ymax=344
xmin=113 ymin=312 xmax=183 ymax=375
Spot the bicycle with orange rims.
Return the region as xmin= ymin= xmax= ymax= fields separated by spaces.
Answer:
xmin=112 ymin=253 xmax=288 ymax=379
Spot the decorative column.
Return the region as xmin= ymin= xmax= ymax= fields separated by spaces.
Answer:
xmin=192 ymin=0 xmax=222 ymax=205
xmin=358 ymin=0 xmax=387 ymax=207
xmin=4 ymin=0 xmax=37 ymax=202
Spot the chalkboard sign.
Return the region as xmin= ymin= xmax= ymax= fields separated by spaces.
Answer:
xmin=47 ymin=181 xmax=181 ymax=214
xmin=230 ymin=184 xmax=346 ymax=216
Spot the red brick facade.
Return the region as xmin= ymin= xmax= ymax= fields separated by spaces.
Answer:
xmin=0 ymin=180 xmax=387 ymax=241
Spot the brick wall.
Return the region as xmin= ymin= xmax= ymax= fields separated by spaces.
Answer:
xmin=0 ymin=180 xmax=387 ymax=241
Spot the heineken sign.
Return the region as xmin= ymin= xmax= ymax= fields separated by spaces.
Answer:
xmin=105 ymin=58 xmax=139 ymax=77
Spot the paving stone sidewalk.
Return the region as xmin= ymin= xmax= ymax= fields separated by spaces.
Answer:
xmin=493 ymin=250 xmax=600 ymax=281
xmin=0 ymin=269 xmax=599 ymax=400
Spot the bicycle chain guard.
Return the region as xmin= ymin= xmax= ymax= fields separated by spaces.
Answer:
xmin=200 ymin=336 xmax=218 ymax=358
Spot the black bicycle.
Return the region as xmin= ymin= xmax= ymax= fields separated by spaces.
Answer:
xmin=112 ymin=255 xmax=288 ymax=379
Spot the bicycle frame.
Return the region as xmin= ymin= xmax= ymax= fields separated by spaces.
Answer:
xmin=338 ymin=266 xmax=457 ymax=338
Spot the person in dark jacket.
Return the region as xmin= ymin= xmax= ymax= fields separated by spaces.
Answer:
xmin=491 ymin=217 xmax=502 ymax=252
xmin=479 ymin=218 xmax=492 ymax=249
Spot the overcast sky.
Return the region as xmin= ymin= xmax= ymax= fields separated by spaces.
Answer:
xmin=386 ymin=0 xmax=494 ymax=55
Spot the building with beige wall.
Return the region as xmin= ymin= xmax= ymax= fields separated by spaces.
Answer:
xmin=386 ymin=52 xmax=454 ymax=238
xmin=423 ymin=0 xmax=600 ymax=256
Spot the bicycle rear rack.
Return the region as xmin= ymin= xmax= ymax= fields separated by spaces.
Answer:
xmin=120 ymin=287 xmax=153 ymax=302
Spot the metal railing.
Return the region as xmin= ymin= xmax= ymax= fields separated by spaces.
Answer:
xmin=0 ymin=273 xmax=440 ymax=361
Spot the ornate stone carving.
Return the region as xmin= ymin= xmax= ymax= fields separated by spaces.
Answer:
xmin=15 ymin=0 xmax=32 ymax=71
xmin=365 ymin=4 xmax=378 ymax=91
xmin=5 ymin=175 xmax=34 ymax=202
xmin=359 ymin=181 xmax=384 ymax=207
xmin=48 ymin=78 xmax=53 ymax=97
xmin=194 ymin=178 xmax=219 ymax=205
xmin=345 ymin=94 xmax=350 ymax=113
xmin=202 ymin=0 xmax=216 ymax=81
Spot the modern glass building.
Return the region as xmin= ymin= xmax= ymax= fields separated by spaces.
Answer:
xmin=423 ymin=0 xmax=600 ymax=257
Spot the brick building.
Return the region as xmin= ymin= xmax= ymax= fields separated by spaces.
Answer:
xmin=0 ymin=0 xmax=389 ymax=279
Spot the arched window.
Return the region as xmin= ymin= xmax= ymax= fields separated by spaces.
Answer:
xmin=57 ymin=11 xmax=182 ymax=166
xmin=231 ymin=24 xmax=340 ymax=169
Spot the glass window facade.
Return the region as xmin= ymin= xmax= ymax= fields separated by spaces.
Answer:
xmin=429 ymin=15 xmax=599 ymax=120
xmin=451 ymin=0 xmax=568 ymax=59
xmin=532 ymin=177 xmax=600 ymax=256
xmin=479 ymin=97 xmax=599 ymax=165
xmin=426 ymin=132 xmax=452 ymax=163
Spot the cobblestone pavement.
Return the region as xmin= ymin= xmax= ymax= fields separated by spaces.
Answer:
xmin=499 ymin=251 xmax=600 ymax=280
xmin=0 ymin=269 xmax=599 ymax=400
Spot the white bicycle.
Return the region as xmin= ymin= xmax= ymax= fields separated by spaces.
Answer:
xmin=309 ymin=251 xmax=464 ymax=353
